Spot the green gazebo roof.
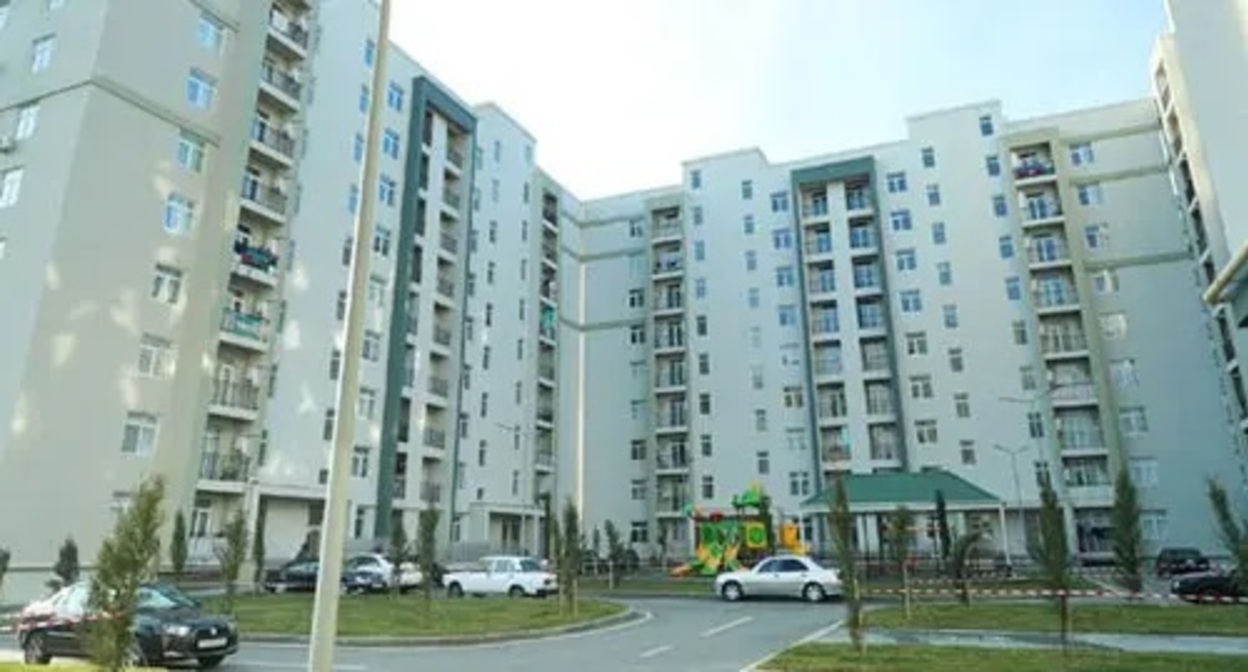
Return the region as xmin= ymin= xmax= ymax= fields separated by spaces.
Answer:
xmin=801 ymin=470 xmax=1000 ymax=509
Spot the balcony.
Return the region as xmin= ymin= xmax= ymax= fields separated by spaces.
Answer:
xmin=655 ymin=370 xmax=687 ymax=388
xmin=813 ymin=358 xmax=843 ymax=377
xmin=393 ymin=476 xmax=407 ymax=500
xmin=1059 ymin=428 xmax=1106 ymax=453
xmin=542 ymin=242 xmax=559 ymax=266
xmin=220 ymin=309 xmax=270 ymax=351
xmin=1050 ymin=381 xmax=1098 ymax=406
xmin=538 ymin=361 xmax=556 ymax=381
xmin=652 ymin=218 xmax=682 ymax=240
xmin=811 ymin=316 xmax=839 ymax=338
xmin=231 ymin=240 xmax=280 ymax=287
xmin=656 ymin=453 xmax=689 ymax=471
xmin=240 ymin=178 xmax=288 ymax=221
xmin=1022 ymin=198 xmax=1063 ymax=224
xmin=439 ymin=232 xmax=458 ymax=255
xmin=427 ymin=376 xmax=449 ymax=398
xmin=869 ymin=441 xmax=899 ymax=462
xmin=536 ymin=405 xmax=555 ymax=424
xmin=540 ymin=279 xmax=558 ymax=303
xmin=207 ymin=380 xmax=261 ymax=420
xmin=199 ymin=449 xmax=251 ymax=483
xmin=1032 ymin=287 xmax=1080 ymax=312
xmin=266 ymin=13 xmax=309 ymax=57
xmin=657 ymin=496 xmax=690 ymax=515
xmin=423 ymin=428 xmax=446 ymax=449
xmin=1041 ymin=331 xmax=1088 ymax=356
xmin=250 ymin=119 xmax=295 ymax=164
xmin=535 ymin=451 xmax=554 ymax=470
xmin=807 ymin=273 xmax=836 ymax=295
xmin=1014 ymin=160 xmax=1056 ymax=182
xmin=421 ymin=481 xmax=443 ymax=504
xmin=259 ymin=62 xmax=302 ymax=107
xmin=433 ymin=326 xmax=453 ymax=347
xmin=817 ymin=401 xmax=846 ymax=421
xmin=542 ymin=203 xmax=559 ymax=225
xmin=655 ymin=294 xmax=684 ymax=313
xmin=445 ymin=146 xmax=465 ymax=171
xmin=1027 ymin=240 xmax=1071 ymax=266
xmin=804 ymin=234 xmax=833 ymax=257
xmin=406 ymin=312 xmax=419 ymax=339
xmin=654 ymin=330 xmax=685 ymax=351
xmin=655 ymin=410 xmax=688 ymax=431
xmin=822 ymin=445 xmax=851 ymax=463
xmin=845 ymin=190 xmax=871 ymax=212
xmin=442 ymin=189 xmax=462 ymax=213
xmin=436 ymin=276 xmax=456 ymax=299
xmin=653 ymin=254 xmax=684 ymax=276
xmin=802 ymin=198 xmax=829 ymax=219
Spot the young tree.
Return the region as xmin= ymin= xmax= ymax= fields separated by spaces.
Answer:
xmin=417 ymin=508 xmax=440 ymax=608
xmin=1111 ymin=464 xmax=1144 ymax=594
xmin=603 ymin=520 xmax=624 ymax=588
xmin=0 ymin=547 xmax=11 ymax=604
xmin=54 ymin=537 xmax=81 ymax=588
xmin=251 ymin=512 xmax=267 ymax=593
xmin=215 ymin=508 xmax=248 ymax=614
xmin=1028 ymin=475 xmax=1072 ymax=650
xmin=561 ymin=499 xmax=582 ymax=615
xmin=757 ymin=492 xmax=778 ymax=555
xmin=591 ymin=526 xmax=602 ymax=566
xmin=934 ymin=490 xmax=952 ymax=568
xmin=170 ymin=511 xmax=189 ymax=584
xmin=829 ymin=475 xmax=865 ymax=653
xmin=87 ymin=477 xmax=166 ymax=671
xmin=1207 ymin=479 xmax=1248 ymax=591
xmin=949 ymin=531 xmax=983 ymax=606
xmin=885 ymin=506 xmax=915 ymax=619
xmin=387 ymin=515 xmax=409 ymax=598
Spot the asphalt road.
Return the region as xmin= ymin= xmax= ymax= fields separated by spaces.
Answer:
xmin=2 ymin=598 xmax=835 ymax=672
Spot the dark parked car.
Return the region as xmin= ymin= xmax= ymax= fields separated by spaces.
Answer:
xmin=15 ymin=582 xmax=237 ymax=668
xmin=1170 ymin=570 xmax=1246 ymax=603
xmin=262 ymin=559 xmax=389 ymax=594
xmin=1154 ymin=547 xmax=1211 ymax=577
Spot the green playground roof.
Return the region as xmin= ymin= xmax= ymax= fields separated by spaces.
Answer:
xmin=801 ymin=470 xmax=1000 ymax=509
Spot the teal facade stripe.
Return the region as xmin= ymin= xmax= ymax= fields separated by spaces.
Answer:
xmin=374 ymin=77 xmax=477 ymax=540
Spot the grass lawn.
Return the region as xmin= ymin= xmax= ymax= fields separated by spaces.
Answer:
xmin=869 ymin=602 xmax=1248 ymax=637
xmin=768 ymin=643 xmax=1248 ymax=671
xmin=204 ymin=594 xmax=623 ymax=637
xmin=863 ymin=575 xmax=1102 ymax=595
xmin=580 ymin=576 xmax=715 ymax=594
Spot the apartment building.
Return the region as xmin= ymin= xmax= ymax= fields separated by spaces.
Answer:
xmin=1150 ymin=0 xmax=1248 ymax=485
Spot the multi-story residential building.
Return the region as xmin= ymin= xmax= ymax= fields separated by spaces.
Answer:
xmin=3 ymin=0 xmax=1247 ymax=605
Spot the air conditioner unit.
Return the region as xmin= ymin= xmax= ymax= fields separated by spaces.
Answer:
xmin=0 ymin=136 xmax=15 ymax=153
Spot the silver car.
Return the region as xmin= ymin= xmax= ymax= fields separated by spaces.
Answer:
xmin=714 ymin=555 xmax=843 ymax=602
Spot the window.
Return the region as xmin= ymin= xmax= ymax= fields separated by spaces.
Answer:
xmin=364 ymin=38 xmax=377 ymax=67
xmin=695 ymin=278 xmax=707 ymax=298
xmin=772 ymin=228 xmax=793 ymax=249
xmin=335 ymin=291 xmax=347 ymax=320
xmin=630 ymin=522 xmax=649 ymax=544
xmin=382 ymin=128 xmax=401 ymax=159
xmin=1077 ymin=183 xmax=1104 ymax=206
xmin=700 ymin=434 xmax=713 ymax=456
xmin=778 ymin=305 xmax=798 ymax=326
xmin=985 ymin=154 xmax=1001 ymax=177
xmin=482 ymin=345 xmax=491 ymax=369
xmin=1005 ymin=276 xmax=1022 ymax=301
xmin=757 ymin=451 xmax=770 ymax=475
xmin=942 ymin=304 xmax=959 ymax=328
xmin=886 ymin=172 xmax=907 ymax=193
xmin=630 ymin=439 xmax=646 ymax=460
xmin=948 ymin=347 xmax=964 ymax=372
xmin=359 ymin=85 xmax=370 ymax=113
xmin=925 ymin=184 xmax=941 ymax=206
xmin=367 ymin=275 xmax=387 ymax=306
xmin=744 ymin=250 xmax=757 ymax=271
xmin=905 ymin=332 xmax=927 ymax=356
xmin=493 ymin=139 xmax=502 ymax=162
xmin=1119 ymin=406 xmax=1149 ymax=436
xmin=978 ymin=114 xmax=994 ymax=136
xmin=31 ymin=35 xmax=55 ymax=73
xmin=186 ymin=69 xmax=216 ymax=109
xmin=960 ymin=440 xmax=977 ymax=465
xmin=696 ymin=315 xmax=708 ymax=336
xmin=197 ymin=13 xmax=224 ymax=50
xmin=698 ymin=353 xmax=710 ymax=375
xmin=748 ymin=289 xmax=760 ymax=308
xmin=690 ymin=169 xmax=702 ymax=189
xmin=895 ymin=249 xmax=917 ymax=271
xmin=775 ymin=266 xmax=795 ymax=287
xmin=1110 ymin=358 xmax=1139 ymax=388
xmin=0 ymin=168 xmax=22 ymax=208
xmin=1084 ymin=223 xmax=1110 ymax=250
xmin=1129 ymin=457 xmax=1159 ymax=487
xmin=323 ymin=408 xmax=336 ymax=441
xmin=1070 ymin=142 xmax=1095 ymax=166
xmin=694 ymin=240 xmax=706 ymax=261
xmin=787 ymin=471 xmax=811 ymax=497
xmin=379 ymin=175 xmax=396 ymax=206
xmin=937 ymin=262 xmax=953 ymax=286
xmin=931 ymin=221 xmax=946 ymax=245
xmin=357 ymin=387 xmax=377 ymax=419
xmin=1141 ymin=511 xmax=1168 ymax=542
xmin=353 ymin=133 xmax=364 ymax=162
xmin=998 ymin=235 xmax=1014 ymax=259
xmin=900 ymin=290 xmax=923 ymax=313
xmin=889 ymin=209 xmax=912 ymax=231
xmin=113 ymin=415 xmax=161 ymax=466
xmin=754 ymin=409 xmax=767 ymax=431
xmin=1028 ymin=411 xmax=1045 ymax=438
xmin=1100 ymin=313 xmax=1128 ymax=340
xmin=362 ymin=330 xmax=382 ymax=361
xmin=770 ymin=191 xmax=789 ymax=212
xmin=386 ymin=82 xmax=404 ymax=110
xmin=699 ymin=393 xmax=712 ymax=415
xmin=743 ymin=215 xmax=755 ymax=234
xmin=782 ymin=386 xmax=803 ymax=408
xmin=175 ymin=131 xmax=206 ymax=172
xmin=954 ymin=393 xmax=971 ymax=418
xmin=628 ymin=288 xmax=644 ymax=308
xmin=1020 ymin=365 xmax=1037 ymax=391
xmin=916 ymin=420 xmax=938 ymax=445
xmin=741 ymin=180 xmax=753 ymax=200
xmin=136 ymin=336 xmax=172 ymax=377
xmin=749 ymin=327 xmax=762 ymax=349
xmin=329 ymin=349 xmax=341 ymax=380
xmin=630 ymin=479 xmax=646 ymax=501
xmin=162 ymin=193 xmax=195 ymax=234
xmin=629 ymin=324 xmax=646 ymax=345
xmin=701 ymin=475 xmax=715 ymax=499
xmin=151 ymin=265 xmax=182 ymax=304
xmin=692 ymin=206 xmax=703 ymax=226
xmin=373 ymin=226 xmax=392 ymax=257
xmin=921 ymin=146 xmax=936 ymax=168
xmin=909 ymin=375 xmax=933 ymax=399
xmin=1092 ymin=269 xmax=1120 ymax=294
xmin=1012 ymin=320 xmax=1028 ymax=345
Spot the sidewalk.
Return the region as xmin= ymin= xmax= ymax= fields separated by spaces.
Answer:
xmin=819 ymin=627 xmax=1248 ymax=656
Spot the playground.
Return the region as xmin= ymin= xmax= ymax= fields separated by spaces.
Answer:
xmin=671 ymin=484 xmax=808 ymax=577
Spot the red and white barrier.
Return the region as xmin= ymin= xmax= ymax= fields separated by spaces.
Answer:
xmin=865 ymin=585 xmax=1248 ymax=604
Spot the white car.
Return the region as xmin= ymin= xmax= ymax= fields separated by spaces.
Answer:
xmin=345 ymin=553 xmax=423 ymax=592
xmin=715 ymin=555 xmax=842 ymax=603
xmin=443 ymin=556 xmax=558 ymax=598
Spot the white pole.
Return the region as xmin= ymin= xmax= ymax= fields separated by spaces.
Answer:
xmin=307 ymin=0 xmax=391 ymax=669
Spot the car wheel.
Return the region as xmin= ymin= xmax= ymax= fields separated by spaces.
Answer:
xmin=446 ymin=582 xmax=464 ymax=598
xmin=22 ymin=632 xmax=51 ymax=666
xmin=721 ymin=581 xmax=744 ymax=602
xmin=123 ymin=641 xmax=146 ymax=668
xmin=802 ymin=582 xmax=827 ymax=603
xmin=198 ymin=656 xmax=225 ymax=669
xmin=508 ymin=585 xmax=526 ymax=598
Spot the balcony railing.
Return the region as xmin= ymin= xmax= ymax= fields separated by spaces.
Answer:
xmin=869 ymin=443 xmax=899 ymax=461
xmin=655 ymin=411 xmax=687 ymax=428
xmin=849 ymin=231 xmax=876 ymax=250
xmin=406 ymin=312 xmax=419 ymax=337
xmin=421 ymin=481 xmax=443 ymax=503
xmin=233 ymin=240 xmax=279 ymax=274
xmin=1024 ymin=199 xmax=1062 ymax=221
xmin=241 ymin=179 xmax=288 ymax=214
xmin=427 ymin=376 xmax=449 ymax=397
xmin=268 ymin=16 xmax=309 ymax=48
xmin=862 ymin=355 xmax=890 ymax=373
xmin=199 ymin=450 xmax=251 ymax=482
xmin=805 ymin=235 xmax=833 ymax=256
xmin=439 ymin=232 xmax=458 ymax=254
xmin=808 ymin=274 xmax=836 ymax=294
xmin=220 ymin=309 xmax=270 ymax=343
xmin=437 ymin=277 xmax=455 ymax=298
xmin=209 ymin=380 xmax=261 ymax=411
xmin=822 ymin=445 xmax=851 ymax=462
xmin=655 ymin=332 xmax=685 ymax=349
xmin=817 ymin=402 xmax=846 ymax=419
xmin=654 ymin=256 xmax=683 ymax=274
xmin=393 ymin=476 xmax=407 ymax=499
xmin=1028 ymin=243 xmax=1069 ymax=264
xmin=1051 ymin=381 xmax=1097 ymax=403
xmin=814 ymin=358 xmax=843 ymax=376
xmin=655 ymin=371 xmax=686 ymax=387
xmin=1014 ymin=161 xmax=1055 ymax=180
xmin=537 ymin=405 xmax=555 ymax=422
xmin=260 ymin=63 xmax=302 ymax=100
xmin=1033 ymin=288 xmax=1078 ymax=309
xmin=1041 ymin=331 xmax=1087 ymax=354
xmin=423 ymin=428 xmax=446 ymax=449
xmin=540 ymin=280 xmax=558 ymax=302
xmin=251 ymin=120 xmax=295 ymax=158
xmin=433 ymin=326 xmax=452 ymax=346
xmin=653 ymin=218 xmax=682 ymax=238
xmin=656 ymin=453 xmax=689 ymax=470
xmin=542 ymin=243 xmax=558 ymax=263
xmin=1059 ymin=428 xmax=1105 ymax=450
xmin=538 ymin=361 xmax=556 ymax=380
xmin=442 ymin=189 xmax=462 ymax=210
xmin=446 ymin=147 xmax=464 ymax=170
xmin=657 ymin=497 xmax=689 ymax=513
xmin=845 ymin=190 xmax=870 ymax=210
xmin=866 ymin=400 xmax=893 ymax=415
xmin=811 ymin=316 xmax=838 ymax=336
xmin=535 ymin=451 xmax=554 ymax=468
xmin=802 ymin=199 xmax=829 ymax=218
xmin=542 ymin=205 xmax=558 ymax=224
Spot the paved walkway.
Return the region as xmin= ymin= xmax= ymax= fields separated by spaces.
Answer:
xmin=819 ymin=627 xmax=1248 ymax=656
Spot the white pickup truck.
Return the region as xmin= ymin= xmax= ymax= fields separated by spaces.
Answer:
xmin=443 ymin=556 xmax=558 ymax=598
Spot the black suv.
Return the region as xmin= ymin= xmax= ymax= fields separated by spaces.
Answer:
xmin=1154 ymin=547 xmax=1211 ymax=577
xmin=15 ymin=582 xmax=238 ymax=669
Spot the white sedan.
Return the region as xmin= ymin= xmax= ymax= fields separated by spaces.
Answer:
xmin=714 ymin=555 xmax=842 ymax=603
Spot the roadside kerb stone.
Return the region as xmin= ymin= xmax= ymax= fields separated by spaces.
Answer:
xmin=241 ymin=601 xmax=641 ymax=647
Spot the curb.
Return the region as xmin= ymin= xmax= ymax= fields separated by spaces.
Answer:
xmin=582 ymin=591 xmax=714 ymax=601
xmin=241 ymin=603 xmax=641 ymax=647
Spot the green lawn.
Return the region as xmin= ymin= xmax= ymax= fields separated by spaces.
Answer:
xmin=768 ymin=643 xmax=1248 ymax=672
xmin=863 ymin=575 xmax=1102 ymax=595
xmin=204 ymin=594 xmax=623 ymax=637
xmin=580 ymin=576 xmax=715 ymax=594
xmin=870 ymin=602 xmax=1248 ymax=637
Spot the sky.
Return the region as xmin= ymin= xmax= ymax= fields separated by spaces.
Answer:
xmin=391 ymin=0 xmax=1169 ymax=200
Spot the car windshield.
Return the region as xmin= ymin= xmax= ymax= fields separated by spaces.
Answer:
xmin=1167 ymin=548 xmax=1201 ymax=558
xmin=136 ymin=584 xmax=198 ymax=610
xmin=517 ymin=559 xmax=543 ymax=572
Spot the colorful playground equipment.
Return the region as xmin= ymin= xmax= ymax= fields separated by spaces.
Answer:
xmin=671 ymin=484 xmax=810 ymax=577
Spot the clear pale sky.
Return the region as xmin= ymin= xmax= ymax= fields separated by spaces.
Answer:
xmin=391 ymin=0 xmax=1167 ymax=200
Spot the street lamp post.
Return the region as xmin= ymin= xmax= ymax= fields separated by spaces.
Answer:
xmin=307 ymin=1 xmax=391 ymax=670
xmin=992 ymin=443 xmax=1030 ymax=568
